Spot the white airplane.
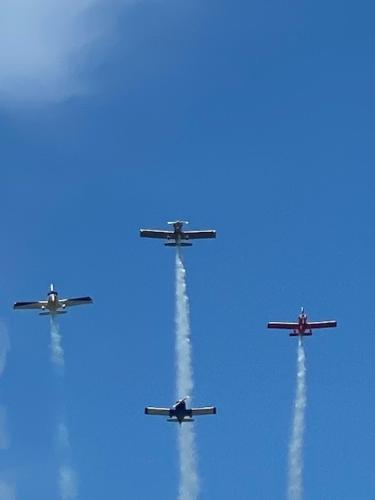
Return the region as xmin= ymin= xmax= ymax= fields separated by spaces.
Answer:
xmin=145 ymin=397 xmax=216 ymax=424
xmin=13 ymin=284 xmax=93 ymax=316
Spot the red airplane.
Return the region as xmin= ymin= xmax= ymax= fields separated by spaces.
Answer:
xmin=267 ymin=307 xmax=337 ymax=336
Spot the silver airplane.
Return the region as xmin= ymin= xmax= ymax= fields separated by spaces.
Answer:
xmin=13 ymin=284 xmax=93 ymax=316
xmin=140 ymin=220 xmax=216 ymax=247
xmin=145 ymin=397 xmax=216 ymax=424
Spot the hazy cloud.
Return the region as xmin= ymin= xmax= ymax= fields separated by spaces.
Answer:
xmin=0 ymin=481 xmax=16 ymax=500
xmin=0 ymin=0 xmax=123 ymax=104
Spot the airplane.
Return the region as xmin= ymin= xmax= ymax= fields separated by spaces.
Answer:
xmin=140 ymin=221 xmax=216 ymax=246
xmin=13 ymin=284 xmax=93 ymax=316
xmin=145 ymin=397 xmax=216 ymax=424
xmin=267 ymin=307 xmax=337 ymax=336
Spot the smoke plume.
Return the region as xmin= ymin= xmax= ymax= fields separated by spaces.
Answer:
xmin=175 ymin=250 xmax=199 ymax=500
xmin=287 ymin=337 xmax=307 ymax=500
xmin=50 ymin=317 xmax=77 ymax=499
xmin=50 ymin=316 xmax=65 ymax=371
xmin=57 ymin=423 xmax=77 ymax=500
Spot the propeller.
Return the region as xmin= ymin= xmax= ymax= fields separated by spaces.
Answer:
xmin=167 ymin=220 xmax=189 ymax=226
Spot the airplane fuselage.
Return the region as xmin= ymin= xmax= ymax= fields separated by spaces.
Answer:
xmin=291 ymin=314 xmax=312 ymax=336
xmin=171 ymin=230 xmax=182 ymax=241
xmin=45 ymin=291 xmax=66 ymax=312
xmin=298 ymin=315 xmax=307 ymax=329
xmin=168 ymin=222 xmax=186 ymax=244
xmin=165 ymin=229 xmax=192 ymax=247
xmin=172 ymin=400 xmax=193 ymax=424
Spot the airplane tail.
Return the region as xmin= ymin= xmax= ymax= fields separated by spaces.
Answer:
xmin=290 ymin=332 xmax=312 ymax=337
xmin=39 ymin=310 xmax=67 ymax=316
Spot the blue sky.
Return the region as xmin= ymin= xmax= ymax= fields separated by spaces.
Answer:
xmin=0 ymin=0 xmax=374 ymax=498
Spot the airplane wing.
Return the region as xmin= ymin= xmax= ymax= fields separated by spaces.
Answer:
xmin=59 ymin=297 xmax=93 ymax=307
xmin=140 ymin=230 xmax=174 ymax=239
xmin=145 ymin=407 xmax=170 ymax=416
xmin=267 ymin=322 xmax=299 ymax=329
xmin=308 ymin=321 xmax=337 ymax=329
xmin=191 ymin=407 xmax=216 ymax=416
xmin=182 ymin=231 xmax=216 ymax=240
xmin=13 ymin=301 xmax=47 ymax=310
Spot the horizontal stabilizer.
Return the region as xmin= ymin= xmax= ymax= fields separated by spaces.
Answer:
xmin=167 ymin=418 xmax=194 ymax=423
xmin=39 ymin=310 xmax=68 ymax=316
xmin=164 ymin=242 xmax=193 ymax=247
xmin=289 ymin=332 xmax=312 ymax=337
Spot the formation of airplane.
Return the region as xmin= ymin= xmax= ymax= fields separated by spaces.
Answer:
xmin=267 ymin=307 xmax=337 ymax=336
xmin=140 ymin=220 xmax=216 ymax=247
xmin=145 ymin=397 xmax=216 ymax=424
xmin=10 ymin=221 xmax=338 ymax=428
xmin=13 ymin=283 xmax=93 ymax=316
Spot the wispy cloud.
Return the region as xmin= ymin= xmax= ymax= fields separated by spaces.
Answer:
xmin=0 ymin=0 xmax=123 ymax=105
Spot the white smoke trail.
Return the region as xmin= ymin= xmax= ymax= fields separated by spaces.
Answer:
xmin=50 ymin=316 xmax=65 ymax=370
xmin=57 ymin=423 xmax=77 ymax=500
xmin=287 ymin=337 xmax=307 ymax=500
xmin=175 ymin=250 xmax=199 ymax=500
xmin=50 ymin=318 xmax=77 ymax=499
xmin=59 ymin=465 xmax=77 ymax=500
